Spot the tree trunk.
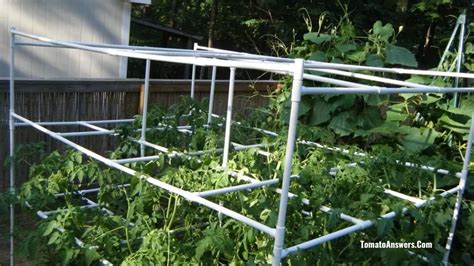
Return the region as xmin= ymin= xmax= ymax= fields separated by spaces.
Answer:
xmin=169 ymin=0 xmax=178 ymax=28
xmin=201 ymin=0 xmax=219 ymax=79
xmin=208 ymin=0 xmax=218 ymax=48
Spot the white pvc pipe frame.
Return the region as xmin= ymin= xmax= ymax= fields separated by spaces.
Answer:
xmin=8 ymin=29 xmax=474 ymax=265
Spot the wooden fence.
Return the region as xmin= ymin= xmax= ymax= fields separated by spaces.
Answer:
xmin=0 ymin=79 xmax=276 ymax=189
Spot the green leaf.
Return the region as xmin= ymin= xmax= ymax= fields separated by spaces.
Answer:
xmin=434 ymin=211 xmax=451 ymax=226
xmin=438 ymin=103 xmax=473 ymax=116
xmin=421 ymin=93 xmax=443 ymax=104
xmin=406 ymin=75 xmax=432 ymax=85
xmin=465 ymin=42 xmax=474 ymax=54
xmin=365 ymin=54 xmax=384 ymax=67
xmin=438 ymin=115 xmax=471 ymax=134
xmin=386 ymin=103 xmax=407 ymax=122
xmin=335 ymin=43 xmax=357 ymax=53
xmin=401 ymin=127 xmax=439 ymax=152
xmin=74 ymin=153 xmax=82 ymax=164
xmin=195 ymin=237 xmax=211 ymax=259
xmin=298 ymin=98 xmax=312 ymax=117
xmin=84 ymin=248 xmax=100 ymax=265
xmin=308 ymin=51 xmax=327 ymax=62
xmin=43 ymin=221 xmax=57 ymax=236
xmin=364 ymin=94 xmax=389 ymax=106
xmin=303 ymin=33 xmax=333 ymax=44
xmin=385 ymin=44 xmax=418 ymax=67
xmin=357 ymin=107 xmax=383 ymax=128
xmin=376 ymin=218 xmax=393 ymax=237
xmin=47 ymin=231 xmax=60 ymax=245
xmin=308 ymin=99 xmax=331 ymax=125
xmin=347 ymin=51 xmax=367 ymax=63
xmin=372 ymin=21 xmax=394 ymax=40
xmin=328 ymin=111 xmax=357 ymax=136
xmin=329 ymin=95 xmax=356 ymax=111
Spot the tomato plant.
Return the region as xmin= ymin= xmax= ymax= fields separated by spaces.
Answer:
xmin=8 ymin=95 xmax=472 ymax=265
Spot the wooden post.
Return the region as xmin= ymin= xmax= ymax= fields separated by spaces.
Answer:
xmin=138 ymin=84 xmax=145 ymax=114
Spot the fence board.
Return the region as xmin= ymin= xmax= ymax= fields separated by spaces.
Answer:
xmin=0 ymin=79 xmax=276 ymax=189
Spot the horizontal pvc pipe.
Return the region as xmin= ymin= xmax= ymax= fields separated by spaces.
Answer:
xmin=55 ymin=184 xmax=130 ymax=197
xmin=231 ymin=142 xmax=271 ymax=157
xmin=17 ymin=33 xmax=474 ymax=79
xmin=301 ymin=86 xmax=474 ymax=95
xmin=35 ymin=210 xmax=112 ymax=265
xmin=58 ymin=130 xmax=114 ymax=137
xmin=384 ymin=189 xmax=425 ymax=204
xmin=398 ymin=160 xmax=456 ymax=177
xmin=16 ymin=40 xmax=191 ymax=53
xmin=42 ymin=202 xmax=99 ymax=215
xmin=12 ymin=30 xmax=292 ymax=74
xmin=299 ymin=140 xmax=367 ymax=157
xmin=303 ymin=73 xmax=374 ymax=88
xmin=318 ymin=205 xmax=364 ymax=224
xmin=211 ymin=113 xmax=279 ymax=137
xmin=312 ymin=68 xmax=434 ymax=88
xmin=135 ymin=140 xmax=169 ymax=153
xmin=15 ymin=119 xmax=134 ymax=127
xmin=13 ymin=113 xmax=276 ymax=237
xmin=17 ymin=40 xmax=291 ymax=64
xmin=114 ymin=140 xmax=270 ymax=164
xmin=195 ymin=44 xmax=294 ymax=63
xmin=227 ymin=170 xmax=263 ymax=184
xmin=196 ymin=179 xmax=279 ymax=197
xmin=114 ymin=155 xmax=164 ymax=164
xmin=282 ymin=185 xmax=461 ymax=258
xmin=197 ymin=44 xmax=474 ymax=81
xmin=227 ymin=170 xmax=363 ymax=225
xmin=78 ymin=122 xmax=111 ymax=132
xmin=304 ymin=62 xmax=474 ymax=79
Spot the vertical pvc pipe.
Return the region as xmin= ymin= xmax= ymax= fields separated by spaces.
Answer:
xmin=207 ymin=65 xmax=217 ymax=124
xmin=453 ymin=11 xmax=466 ymax=107
xmin=9 ymin=28 xmax=15 ymax=266
xmin=443 ymin=113 xmax=474 ymax=264
xmin=190 ymin=43 xmax=198 ymax=99
xmin=140 ymin=59 xmax=151 ymax=157
xmin=272 ymin=58 xmax=304 ymax=266
xmin=436 ymin=23 xmax=459 ymax=71
xmin=222 ymin=67 xmax=236 ymax=168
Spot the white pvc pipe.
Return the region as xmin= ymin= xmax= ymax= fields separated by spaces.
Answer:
xmin=135 ymin=140 xmax=169 ymax=153
xmin=196 ymin=179 xmax=279 ymax=197
xmin=312 ymin=68 xmax=434 ymax=88
xmin=35 ymin=211 xmax=112 ymax=265
xmin=207 ymin=65 xmax=217 ymax=124
xmin=384 ymin=189 xmax=425 ymax=204
xmin=437 ymin=23 xmax=459 ymax=71
xmin=273 ymin=59 xmax=304 ymax=266
xmin=12 ymin=113 xmax=276 ymax=237
xmin=303 ymin=73 xmax=374 ymax=88
xmin=282 ymin=185 xmax=461 ymax=258
xmin=222 ymin=68 xmax=236 ymax=168
xmin=58 ymin=130 xmax=114 ymax=137
xmin=12 ymin=30 xmax=292 ymax=74
xmin=301 ymin=86 xmax=474 ymax=95
xmin=443 ymin=114 xmax=474 ymax=263
xmin=304 ymin=61 xmax=474 ymax=79
xmin=78 ymin=122 xmax=111 ymax=132
xmin=140 ymin=59 xmax=151 ymax=157
xmin=453 ymin=12 xmax=466 ymax=107
xmin=190 ymin=42 xmax=198 ymax=98
xmin=15 ymin=119 xmax=134 ymax=127
xmin=9 ymin=27 xmax=15 ymax=266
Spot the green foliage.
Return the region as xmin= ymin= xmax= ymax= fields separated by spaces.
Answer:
xmin=8 ymin=95 xmax=472 ymax=264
